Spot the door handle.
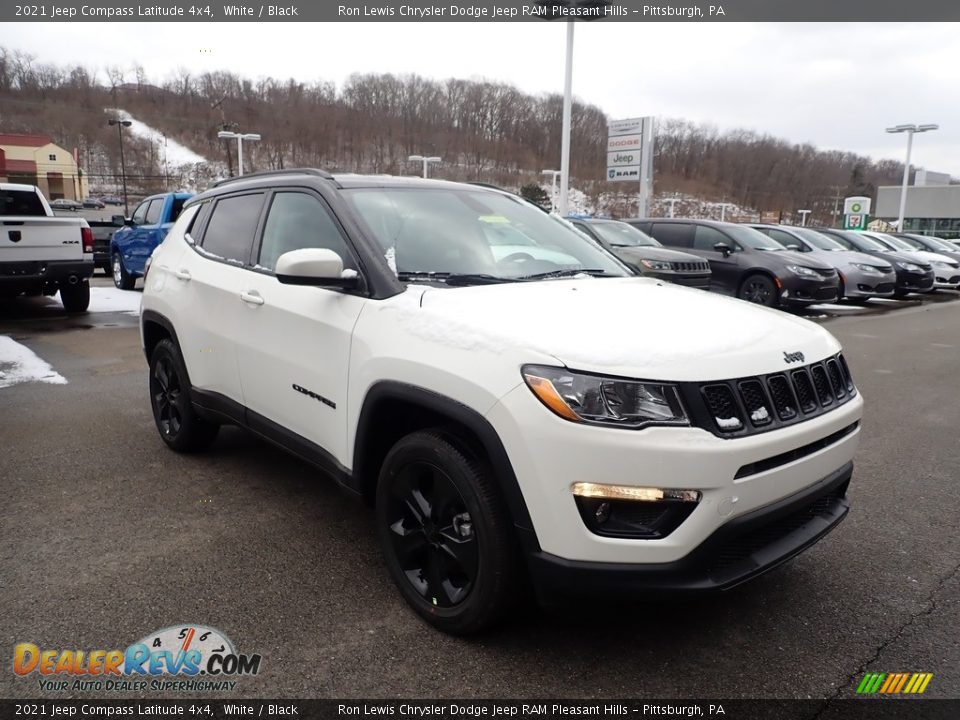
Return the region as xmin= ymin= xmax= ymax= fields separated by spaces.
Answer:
xmin=174 ymin=268 xmax=192 ymax=281
xmin=240 ymin=291 xmax=264 ymax=306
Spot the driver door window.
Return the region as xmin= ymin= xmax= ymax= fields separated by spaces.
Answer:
xmin=693 ymin=226 xmax=731 ymax=252
xmin=258 ymin=192 xmax=356 ymax=272
xmin=131 ymin=201 xmax=149 ymax=225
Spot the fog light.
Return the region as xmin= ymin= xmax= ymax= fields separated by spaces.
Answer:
xmin=571 ymin=483 xmax=701 ymax=539
xmin=595 ymin=502 xmax=611 ymax=524
xmin=571 ymin=482 xmax=700 ymax=503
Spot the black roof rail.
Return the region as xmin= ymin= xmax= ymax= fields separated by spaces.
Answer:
xmin=213 ymin=168 xmax=336 ymax=188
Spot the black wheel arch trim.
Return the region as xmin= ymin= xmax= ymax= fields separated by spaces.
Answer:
xmin=354 ymin=381 xmax=539 ymax=548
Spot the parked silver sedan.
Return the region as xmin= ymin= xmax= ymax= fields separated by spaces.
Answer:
xmin=750 ymin=225 xmax=897 ymax=300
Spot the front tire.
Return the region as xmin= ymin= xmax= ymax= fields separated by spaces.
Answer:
xmin=112 ymin=252 xmax=136 ymax=290
xmin=376 ymin=430 xmax=521 ymax=634
xmin=60 ymin=280 xmax=90 ymax=313
xmin=738 ymin=273 xmax=778 ymax=307
xmin=149 ymin=338 xmax=219 ymax=452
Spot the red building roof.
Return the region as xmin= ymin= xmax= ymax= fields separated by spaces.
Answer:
xmin=0 ymin=133 xmax=54 ymax=148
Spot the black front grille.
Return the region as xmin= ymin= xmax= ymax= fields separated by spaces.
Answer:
xmin=790 ymin=369 xmax=818 ymax=414
xmin=875 ymin=282 xmax=895 ymax=293
xmin=672 ymin=261 xmax=710 ymax=273
xmin=814 ymin=267 xmax=837 ymax=277
xmin=701 ymin=384 xmax=743 ymax=431
xmin=686 ymin=354 xmax=857 ymax=437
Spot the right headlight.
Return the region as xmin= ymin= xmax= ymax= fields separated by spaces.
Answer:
xmin=522 ymin=365 xmax=688 ymax=429
xmin=639 ymin=259 xmax=673 ymax=272
xmin=896 ymin=261 xmax=923 ymax=272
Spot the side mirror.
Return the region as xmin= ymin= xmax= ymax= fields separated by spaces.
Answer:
xmin=111 ymin=215 xmax=126 ymax=227
xmin=713 ymin=242 xmax=732 ymax=257
xmin=275 ymin=248 xmax=360 ymax=289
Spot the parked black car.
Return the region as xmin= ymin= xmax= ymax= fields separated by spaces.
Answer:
xmin=82 ymin=197 xmax=106 ymax=209
xmin=101 ymin=196 xmax=124 ymax=206
xmin=815 ymin=228 xmax=934 ymax=297
xmin=568 ymin=218 xmax=711 ymax=289
xmin=626 ymin=218 xmax=839 ymax=308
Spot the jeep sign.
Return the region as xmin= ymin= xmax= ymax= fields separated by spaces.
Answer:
xmin=607 ymin=151 xmax=638 ymax=167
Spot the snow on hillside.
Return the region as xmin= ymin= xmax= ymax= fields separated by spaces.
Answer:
xmin=106 ymin=108 xmax=208 ymax=166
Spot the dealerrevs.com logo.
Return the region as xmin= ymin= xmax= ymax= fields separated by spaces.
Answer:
xmin=13 ymin=624 xmax=262 ymax=693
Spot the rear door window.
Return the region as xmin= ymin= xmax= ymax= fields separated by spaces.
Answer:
xmin=650 ymin=223 xmax=694 ymax=247
xmin=198 ymin=193 xmax=266 ymax=265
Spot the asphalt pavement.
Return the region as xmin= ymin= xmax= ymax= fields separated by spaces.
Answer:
xmin=1 ymin=282 xmax=958 ymax=701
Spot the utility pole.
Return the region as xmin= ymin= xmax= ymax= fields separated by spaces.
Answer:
xmin=665 ymin=196 xmax=681 ymax=218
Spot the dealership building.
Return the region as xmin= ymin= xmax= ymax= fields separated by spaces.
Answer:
xmin=875 ymin=170 xmax=960 ymax=239
xmin=0 ymin=133 xmax=88 ymax=201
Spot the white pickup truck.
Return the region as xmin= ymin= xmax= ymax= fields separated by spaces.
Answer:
xmin=0 ymin=183 xmax=94 ymax=312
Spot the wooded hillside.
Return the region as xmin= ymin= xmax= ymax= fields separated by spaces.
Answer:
xmin=0 ymin=47 xmax=909 ymax=221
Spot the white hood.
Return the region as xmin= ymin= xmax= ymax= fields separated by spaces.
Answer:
xmin=415 ymin=277 xmax=841 ymax=382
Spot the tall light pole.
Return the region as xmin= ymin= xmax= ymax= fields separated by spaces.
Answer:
xmin=218 ymin=130 xmax=261 ymax=176
xmin=408 ymin=154 xmax=441 ymax=178
xmin=108 ymin=118 xmax=132 ymax=216
xmin=559 ymin=22 xmax=574 ymax=217
xmin=717 ymin=203 xmax=734 ymax=222
xmin=886 ymin=123 xmax=938 ymax=231
xmin=798 ymin=209 xmax=811 ymax=226
xmin=541 ymin=169 xmax=561 ymax=212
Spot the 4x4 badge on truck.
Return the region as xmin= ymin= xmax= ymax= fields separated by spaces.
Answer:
xmin=783 ymin=351 xmax=805 ymax=364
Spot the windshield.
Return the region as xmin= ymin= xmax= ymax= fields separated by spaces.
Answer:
xmin=342 ymin=187 xmax=628 ymax=281
xmin=725 ymin=225 xmax=786 ymax=250
xmin=796 ymin=228 xmax=846 ymax=251
xmin=587 ymin=221 xmax=660 ymax=248
xmin=873 ymin=233 xmax=914 ymax=252
xmin=849 ymin=233 xmax=889 ymax=251
xmin=921 ymin=236 xmax=958 ymax=252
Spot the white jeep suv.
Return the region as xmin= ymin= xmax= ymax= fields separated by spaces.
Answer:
xmin=140 ymin=170 xmax=863 ymax=633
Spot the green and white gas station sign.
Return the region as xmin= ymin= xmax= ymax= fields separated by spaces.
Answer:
xmin=843 ymin=196 xmax=871 ymax=230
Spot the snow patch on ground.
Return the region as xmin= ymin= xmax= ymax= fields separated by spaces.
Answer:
xmin=0 ymin=336 xmax=67 ymax=389
xmin=55 ymin=287 xmax=142 ymax=315
xmin=107 ymin=109 xmax=208 ymax=166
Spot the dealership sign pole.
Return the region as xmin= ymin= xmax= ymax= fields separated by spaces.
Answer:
xmin=607 ymin=116 xmax=654 ymax=216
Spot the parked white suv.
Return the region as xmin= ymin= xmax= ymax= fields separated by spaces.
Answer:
xmin=141 ymin=170 xmax=863 ymax=633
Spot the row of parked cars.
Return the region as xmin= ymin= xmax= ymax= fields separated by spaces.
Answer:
xmin=567 ymin=216 xmax=960 ymax=310
xmin=49 ymin=196 xmax=124 ymax=211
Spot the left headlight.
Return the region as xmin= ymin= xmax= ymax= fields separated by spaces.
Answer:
xmin=786 ymin=265 xmax=821 ymax=278
xmin=640 ymin=259 xmax=673 ymax=272
xmin=522 ymin=365 xmax=688 ymax=429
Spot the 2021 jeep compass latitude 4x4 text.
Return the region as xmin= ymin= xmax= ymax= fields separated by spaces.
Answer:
xmin=140 ymin=169 xmax=862 ymax=633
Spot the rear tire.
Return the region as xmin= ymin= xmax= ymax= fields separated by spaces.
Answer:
xmin=738 ymin=273 xmax=778 ymax=307
xmin=149 ymin=338 xmax=219 ymax=452
xmin=60 ymin=280 xmax=90 ymax=313
xmin=112 ymin=252 xmax=136 ymax=290
xmin=376 ymin=429 xmax=521 ymax=634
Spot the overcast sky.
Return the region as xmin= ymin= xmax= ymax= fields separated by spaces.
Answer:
xmin=4 ymin=22 xmax=958 ymax=175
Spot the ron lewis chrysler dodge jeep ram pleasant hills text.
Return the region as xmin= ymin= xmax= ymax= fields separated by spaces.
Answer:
xmin=140 ymin=170 xmax=863 ymax=633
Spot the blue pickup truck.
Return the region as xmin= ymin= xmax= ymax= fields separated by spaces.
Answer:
xmin=110 ymin=192 xmax=192 ymax=289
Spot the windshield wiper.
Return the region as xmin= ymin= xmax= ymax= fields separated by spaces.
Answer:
xmin=516 ymin=268 xmax=607 ymax=280
xmin=397 ymin=271 xmax=514 ymax=286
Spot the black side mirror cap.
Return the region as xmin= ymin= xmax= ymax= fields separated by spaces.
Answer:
xmin=713 ymin=242 xmax=732 ymax=257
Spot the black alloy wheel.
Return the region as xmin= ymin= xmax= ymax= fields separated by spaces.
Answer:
xmin=376 ymin=430 xmax=521 ymax=634
xmin=384 ymin=460 xmax=478 ymax=608
xmin=739 ymin=274 xmax=778 ymax=306
xmin=148 ymin=339 xmax=219 ymax=452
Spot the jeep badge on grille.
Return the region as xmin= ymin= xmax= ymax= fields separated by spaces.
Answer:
xmin=783 ymin=351 xmax=805 ymax=364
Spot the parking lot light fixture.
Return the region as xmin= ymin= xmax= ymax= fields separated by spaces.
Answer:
xmin=886 ymin=123 xmax=939 ymax=231
xmin=542 ymin=170 xmax=561 ymax=212
xmin=408 ymin=155 xmax=442 ymax=179
xmin=798 ymin=209 xmax=812 ymax=226
xmin=217 ymin=130 xmax=261 ymax=176
xmin=107 ymin=118 xmax=132 ymax=216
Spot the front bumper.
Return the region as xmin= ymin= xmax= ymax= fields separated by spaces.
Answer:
xmin=932 ymin=271 xmax=960 ymax=289
xmin=841 ymin=268 xmax=896 ymax=299
xmin=526 ymin=461 xmax=850 ymax=595
xmin=649 ymin=271 xmax=711 ymax=290
xmin=489 ymin=383 xmax=862 ymax=566
xmin=780 ymin=275 xmax=839 ymax=305
xmin=896 ymin=269 xmax=935 ymax=294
